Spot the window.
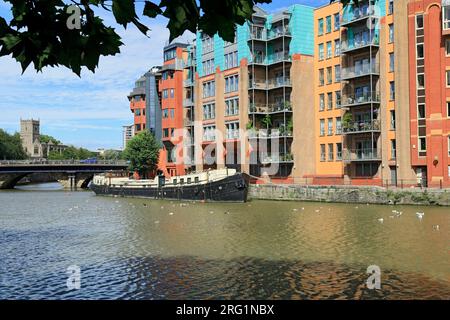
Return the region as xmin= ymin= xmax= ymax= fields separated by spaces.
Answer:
xmin=225 ymin=98 xmax=239 ymax=116
xmin=418 ymin=137 xmax=426 ymax=151
xmin=326 ymin=41 xmax=332 ymax=59
xmin=416 ymin=15 xmax=424 ymax=29
xmin=320 ymin=144 xmax=326 ymax=161
xmin=334 ymin=39 xmax=340 ymax=56
xmin=224 ymin=51 xmax=238 ymax=69
xmin=203 ymin=58 xmax=215 ymax=75
xmin=446 ymin=39 xmax=450 ymax=56
xmin=319 ymin=94 xmax=325 ymax=111
xmin=389 ymin=53 xmax=394 ymax=72
xmin=225 ymin=74 xmax=239 ymax=93
xmin=444 ymin=6 xmax=450 ymax=30
xmin=320 ymin=119 xmax=325 ymax=136
xmin=318 ymin=43 xmax=324 ymax=60
xmin=162 ymin=109 xmax=169 ymax=118
xmin=164 ymin=49 xmax=176 ymax=61
xmin=390 ymin=81 xmax=395 ymax=100
xmin=203 ymin=103 xmax=216 ymax=120
xmin=226 ymin=122 xmax=239 ymax=139
xmin=388 ymin=0 xmax=394 ymax=15
xmin=135 ymin=124 xmax=141 ymax=131
xmin=335 ymin=91 xmax=341 ymax=108
xmin=327 ymin=118 xmax=333 ymax=135
xmin=418 ymin=104 xmax=426 ymax=119
xmin=163 ymin=128 xmax=169 ymax=137
xmin=327 ymin=67 xmax=332 ymax=84
xmin=318 ymin=18 xmax=324 ymax=36
xmin=326 ymin=16 xmax=332 ymax=33
xmin=327 ymin=92 xmax=333 ymax=110
xmin=447 ymin=70 xmax=450 ymax=87
xmin=162 ymin=89 xmax=168 ymax=99
xmin=203 ymin=125 xmax=216 ymax=141
xmin=389 ymin=24 xmax=394 ymax=43
xmin=319 ymin=69 xmax=324 ymax=86
xmin=135 ymin=109 xmax=141 ymax=116
xmin=170 ymin=88 xmax=174 ymax=98
xmin=202 ymin=80 xmax=215 ymax=98
xmin=170 ymin=109 xmax=174 ymax=118
xmin=447 ymin=101 xmax=450 ymax=117
xmin=391 ymin=140 xmax=396 ymax=159
xmin=336 ymin=117 xmax=342 ymax=134
xmin=334 ymin=13 xmax=340 ymax=30
xmin=202 ymin=35 xmax=214 ymax=53
xmin=417 ymin=74 xmax=425 ymax=89
xmin=335 ymin=65 xmax=341 ymax=82
xmin=328 ymin=143 xmax=334 ymax=161
xmin=390 ymin=110 xmax=396 ymax=129
xmin=336 ymin=143 xmax=342 ymax=160
xmin=416 ymin=44 xmax=424 ymax=59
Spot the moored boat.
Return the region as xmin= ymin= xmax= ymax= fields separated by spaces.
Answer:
xmin=90 ymin=168 xmax=250 ymax=202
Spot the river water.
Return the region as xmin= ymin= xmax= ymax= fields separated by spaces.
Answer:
xmin=0 ymin=183 xmax=449 ymax=299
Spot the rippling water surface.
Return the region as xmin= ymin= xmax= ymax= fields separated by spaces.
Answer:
xmin=0 ymin=185 xmax=449 ymax=299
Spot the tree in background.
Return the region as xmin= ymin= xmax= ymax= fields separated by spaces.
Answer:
xmin=47 ymin=146 xmax=97 ymax=160
xmin=123 ymin=130 xmax=160 ymax=178
xmin=0 ymin=0 xmax=271 ymax=76
xmin=99 ymin=149 xmax=124 ymax=161
xmin=39 ymin=134 xmax=61 ymax=145
xmin=0 ymin=129 xmax=27 ymax=160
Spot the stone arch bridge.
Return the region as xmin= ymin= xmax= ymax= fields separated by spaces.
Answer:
xmin=0 ymin=160 xmax=128 ymax=190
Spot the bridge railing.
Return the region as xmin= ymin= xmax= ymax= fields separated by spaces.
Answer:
xmin=0 ymin=160 xmax=129 ymax=166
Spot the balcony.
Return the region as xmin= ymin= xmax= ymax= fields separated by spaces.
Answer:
xmin=248 ymin=27 xmax=291 ymax=41
xmin=260 ymin=153 xmax=294 ymax=164
xmin=184 ymin=119 xmax=193 ymax=127
xmin=342 ymin=120 xmax=380 ymax=134
xmin=249 ymin=77 xmax=291 ymax=90
xmin=341 ymin=63 xmax=379 ymax=80
xmin=184 ymin=79 xmax=194 ymax=87
xmin=249 ymin=101 xmax=292 ymax=114
xmin=341 ymin=4 xmax=379 ymax=27
xmin=341 ymin=37 xmax=379 ymax=54
xmin=183 ymin=98 xmax=194 ymax=107
xmin=250 ymin=53 xmax=291 ymax=66
xmin=341 ymin=91 xmax=380 ymax=108
xmin=342 ymin=148 xmax=381 ymax=162
xmin=248 ymin=129 xmax=293 ymax=139
xmin=226 ymin=130 xmax=240 ymax=140
xmin=267 ymin=28 xmax=292 ymax=40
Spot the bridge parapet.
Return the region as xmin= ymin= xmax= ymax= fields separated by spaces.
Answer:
xmin=0 ymin=160 xmax=128 ymax=166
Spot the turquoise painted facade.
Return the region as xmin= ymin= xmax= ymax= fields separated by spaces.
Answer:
xmin=289 ymin=5 xmax=314 ymax=56
xmin=213 ymin=35 xmax=225 ymax=71
xmin=237 ymin=23 xmax=252 ymax=64
xmin=196 ymin=33 xmax=203 ymax=77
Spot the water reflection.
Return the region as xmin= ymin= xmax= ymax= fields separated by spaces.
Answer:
xmin=0 ymin=190 xmax=449 ymax=299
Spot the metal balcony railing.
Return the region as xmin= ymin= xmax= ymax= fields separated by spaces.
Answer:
xmin=342 ymin=120 xmax=380 ymax=134
xmin=183 ymin=98 xmax=194 ymax=107
xmin=248 ymin=129 xmax=293 ymax=139
xmin=248 ymin=101 xmax=292 ymax=114
xmin=184 ymin=119 xmax=193 ymax=127
xmin=342 ymin=148 xmax=381 ymax=161
xmin=250 ymin=53 xmax=291 ymax=65
xmin=260 ymin=153 xmax=294 ymax=164
xmin=341 ymin=37 xmax=379 ymax=53
xmin=342 ymin=92 xmax=380 ymax=107
xmin=249 ymin=77 xmax=291 ymax=90
xmin=267 ymin=28 xmax=291 ymax=40
xmin=183 ymin=79 xmax=193 ymax=87
xmin=341 ymin=3 xmax=379 ymax=26
xmin=341 ymin=63 xmax=379 ymax=80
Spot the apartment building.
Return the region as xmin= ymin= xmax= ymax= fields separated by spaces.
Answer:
xmin=183 ymin=5 xmax=315 ymax=181
xmin=313 ymin=1 xmax=344 ymax=184
xmin=158 ymin=43 xmax=189 ymax=177
xmin=127 ymin=66 xmax=162 ymax=137
xmin=127 ymin=1 xmax=450 ymax=187
xmin=407 ymin=0 xmax=450 ymax=187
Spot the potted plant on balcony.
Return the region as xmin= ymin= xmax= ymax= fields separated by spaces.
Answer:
xmin=246 ymin=121 xmax=257 ymax=138
xmin=342 ymin=113 xmax=353 ymax=132
xmin=284 ymin=100 xmax=292 ymax=111
xmin=261 ymin=114 xmax=272 ymax=130
xmin=286 ymin=118 xmax=293 ymax=136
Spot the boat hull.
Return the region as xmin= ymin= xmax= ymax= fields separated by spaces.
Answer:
xmin=89 ymin=173 xmax=250 ymax=202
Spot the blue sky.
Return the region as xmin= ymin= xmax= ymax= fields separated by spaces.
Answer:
xmin=0 ymin=0 xmax=329 ymax=150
